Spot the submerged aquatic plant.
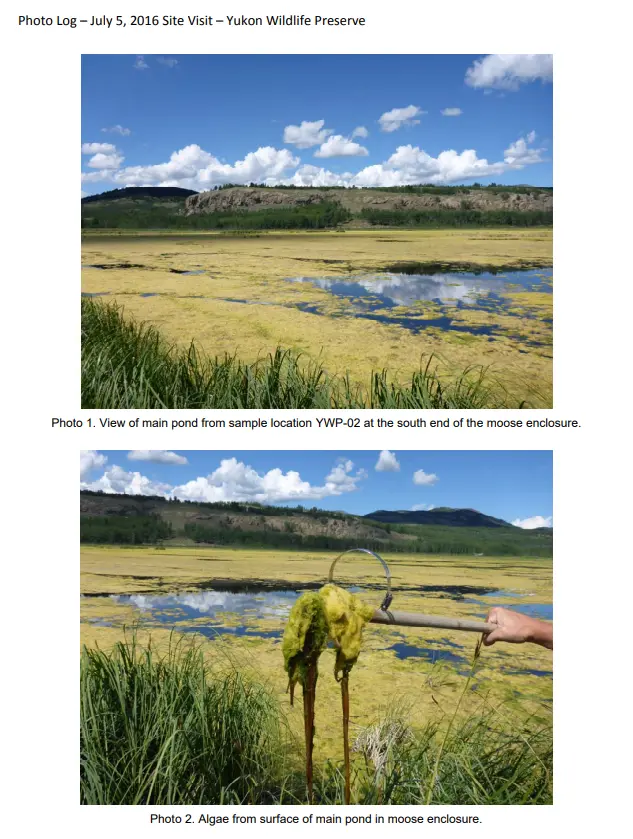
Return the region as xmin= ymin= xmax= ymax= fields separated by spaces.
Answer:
xmin=282 ymin=584 xmax=374 ymax=803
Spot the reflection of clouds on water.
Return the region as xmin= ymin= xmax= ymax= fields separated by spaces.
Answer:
xmin=289 ymin=274 xmax=505 ymax=306
xmin=287 ymin=270 xmax=551 ymax=310
xmin=116 ymin=589 xmax=298 ymax=620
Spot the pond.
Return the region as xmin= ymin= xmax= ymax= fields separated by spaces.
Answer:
xmin=284 ymin=267 xmax=552 ymax=340
xmin=90 ymin=584 xmax=551 ymax=676
xmin=287 ymin=268 xmax=550 ymax=308
xmin=81 ymin=262 xmax=552 ymax=344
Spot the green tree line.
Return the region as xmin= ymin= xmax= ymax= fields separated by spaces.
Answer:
xmin=80 ymin=490 xmax=357 ymax=522
xmin=180 ymin=522 xmax=551 ymax=556
xmin=82 ymin=202 xmax=351 ymax=230
xmin=79 ymin=515 xmax=551 ymax=557
xmin=81 ymin=197 xmax=551 ymax=231
xmin=80 ymin=515 xmax=172 ymax=544
xmin=360 ymin=208 xmax=553 ymax=227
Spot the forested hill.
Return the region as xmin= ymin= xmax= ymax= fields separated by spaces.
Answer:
xmin=81 ymin=186 xmax=198 ymax=203
xmin=81 ymin=183 xmax=553 ymax=230
xmin=79 ymin=491 xmax=553 ymax=557
xmin=364 ymin=508 xmax=513 ymax=528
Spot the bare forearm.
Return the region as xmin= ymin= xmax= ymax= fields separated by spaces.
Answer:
xmin=525 ymin=617 xmax=553 ymax=650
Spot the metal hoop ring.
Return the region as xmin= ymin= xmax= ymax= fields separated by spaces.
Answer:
xmin=327 ymin=548 xmax=393 ymax=612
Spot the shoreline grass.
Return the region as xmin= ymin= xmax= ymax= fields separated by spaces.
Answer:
xmin=80 ymin=633 xmax=553 ymax=805
xmin=81 ymin=298 xmax=530 ymax=409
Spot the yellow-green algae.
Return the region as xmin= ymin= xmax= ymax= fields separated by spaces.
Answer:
xmin=283 ymin=583 xmax=375 ymax=689
xmin=282 ymin=590 xmax=328 ymax=700
xmin=81 ymin=228 xmax=553 ymax=406
xmin=282 ymin=583 xmax=375 ymax=802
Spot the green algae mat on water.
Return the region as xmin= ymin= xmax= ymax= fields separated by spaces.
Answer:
xmin=82 ymin=229 xmax=553 ymax=407
xmin=283 ymin=584 xmax=375 ymax=803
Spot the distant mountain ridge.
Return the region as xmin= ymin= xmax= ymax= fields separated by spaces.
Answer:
xmin=81 ymin=184 xmax=553 ymax=230
xmin=79 ymin=491 xmax=553 ymax=556
xmin=82 ymin=186 xmax=198 ymax=204
xmin=364 ymin=508 xmax=514 ymax=528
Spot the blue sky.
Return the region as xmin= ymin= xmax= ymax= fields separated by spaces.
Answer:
xmin=81 ymin=54 xmax=552 ymax=195
xmin=80 ymin=450 xmax=553 ymax=529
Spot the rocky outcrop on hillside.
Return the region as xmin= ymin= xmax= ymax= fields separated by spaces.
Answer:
xmin=184 ymin=186 xmax=553 ymax=215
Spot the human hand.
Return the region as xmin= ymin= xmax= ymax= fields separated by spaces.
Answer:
xmin=483 ymin=607 xmax=553 ymax=650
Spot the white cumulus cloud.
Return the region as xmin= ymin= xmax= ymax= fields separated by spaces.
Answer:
xmin=82 ymin=142 xmax=124 ymax=170
xmin=441 ymin=108 xmax=462 ymax=117
xmin=352 ymin=145 xmax=508 ymax=187
xmin=134 ymin=55 xmax=149 ymax=71
xmin=109 ymin=144 xmax=300 ymax=190
xmin=82 ymin=458 xmax=367 ymax=504
xmin=81 ymin=131 xmax=546 ymax=191
xmin=128 ymin=450 xmax=188 ymax=465
xmin=87 ymin=151 xmax=124 ymax=170
xmin=465 ymin=54 xmax=553 ymax=91
xmin=512 ymin=515 xmax=553 ymax=529
xmin=503 ymin=133 xmax=545 ymax=167
xmin=375 ymin=450 xmax=400 ymax=472
xmin=410 ymin=503 xmax=435 ymax=511
xmin=80 ymin=450 xmax=107 ymax=479
xmin=157 ymin=57 xmax=178 ymax=68
xmin=81 ymin=170 xmax=109 ymax=183
xmin=378 ymin=105 xmax=425 ymax=133
xmin=323 ymin=459 xmax=368 ymax=493
xmin=101 ymin=125 xmax=131 ymax=136
xmin=172 ymin=457 xmax=366 ymax=503
xmin=81 ymin=142 xmax=117 ymax=155
xmin=351 ymin=126 xmax=369 ymax=139
xmin=314 ymin=134 xmax=369 ymax=158
xmin=283 ymin=119 xmax=332 ymax=148
xmin=82 ymin=465 xmax=172 ymax=496
xmin=285 ymin=164 xmax=355 ymax=187
xmin=412 ymin=469 xmax=439 ymax=486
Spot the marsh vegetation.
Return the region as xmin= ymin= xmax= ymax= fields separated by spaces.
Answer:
xmin=81 ymin=228 xmax=553 ymax=408
xmin=80 ymin=545 xmax=553 ymax=804
xmin=81 ymin=298 xmax=522 ymax=409
xmin=80 ymin=632 xmax=552 ymax=805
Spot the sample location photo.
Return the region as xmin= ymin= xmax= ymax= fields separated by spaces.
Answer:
xmin=81 ymin=54 xmax=553 ymax=410
xmin=80 ymin=449 xmax=553 ymax=805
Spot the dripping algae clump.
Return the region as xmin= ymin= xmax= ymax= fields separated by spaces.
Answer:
xmin=282 ymin=583 xmax=375 ymax=803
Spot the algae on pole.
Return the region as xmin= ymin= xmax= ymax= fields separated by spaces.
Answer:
xmin=282 ymin=584 xmax=374 ymax=804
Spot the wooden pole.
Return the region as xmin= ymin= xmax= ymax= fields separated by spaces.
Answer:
xmin=370 ymin=608 xmax=494 ymax=634
xmin=341 ymin=674 xmax=351 ymax=806
xmin=303 ymin=661 xmax=317 ymax=805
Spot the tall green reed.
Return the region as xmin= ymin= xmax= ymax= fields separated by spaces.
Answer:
xmin=80 ymin=632 xmax=290 ymax=805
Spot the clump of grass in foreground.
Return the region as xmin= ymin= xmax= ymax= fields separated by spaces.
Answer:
xmin=81 ymin=634 xmax=552 ymax=805
xmin=80 ymin=633 xmax=291 ymax=805
xmin=81 ymin=298 xmax=523 ymax=409
xmin=319 ymin=704 xmax=552 ymax=805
